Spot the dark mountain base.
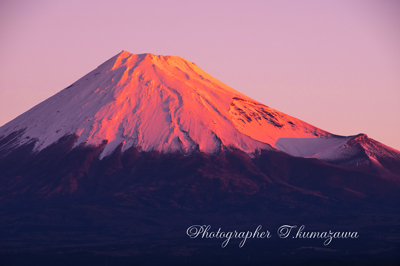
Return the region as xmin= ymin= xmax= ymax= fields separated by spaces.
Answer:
xmin=1 ymin=241 xmax=400 ymax=266
xmin=0 ymin=135 xmax=400 ymax=265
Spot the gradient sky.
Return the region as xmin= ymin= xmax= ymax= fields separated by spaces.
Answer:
xmin=1 ymin=0 xmax=399 ymax=150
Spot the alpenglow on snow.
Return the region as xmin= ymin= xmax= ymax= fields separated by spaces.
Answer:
xmin=1 ymin=51 xmax=399 ymax=169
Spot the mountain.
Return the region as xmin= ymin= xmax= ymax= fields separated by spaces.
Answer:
xmin=1 ymin=51 xmax=399 ymax=178
xmin=0 ymin=51 xmax=399 ymax=265
xmin=0 ymin=51 xmax=324 ymax=156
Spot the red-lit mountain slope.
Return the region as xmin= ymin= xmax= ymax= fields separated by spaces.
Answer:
xmin=0 ymin=51 xmax=399 ymax=178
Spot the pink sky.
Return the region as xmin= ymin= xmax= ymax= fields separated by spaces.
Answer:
xmin=0 ymin=0 xmax=399 ymax=150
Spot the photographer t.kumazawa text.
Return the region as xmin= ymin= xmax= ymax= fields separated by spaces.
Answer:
xmin=186 ymin=225 xmax=359 ymax=247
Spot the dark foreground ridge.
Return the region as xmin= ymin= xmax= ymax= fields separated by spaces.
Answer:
xmin=0 ymin=134 xmax=400 ymax=265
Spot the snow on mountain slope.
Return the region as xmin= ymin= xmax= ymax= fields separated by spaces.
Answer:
xmin=229 ymin=97 xmax=332 ymax=146
xmin=0 ymin=50 xmax=398 ymax=168
xmin=339 ymin=134 xmax=400 ymax=178
xmin=276 ymin=135 xmax=355 ymax=159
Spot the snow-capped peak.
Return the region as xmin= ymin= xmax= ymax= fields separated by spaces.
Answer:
xmin=0 ymin=50 xmax=376 ymax=161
